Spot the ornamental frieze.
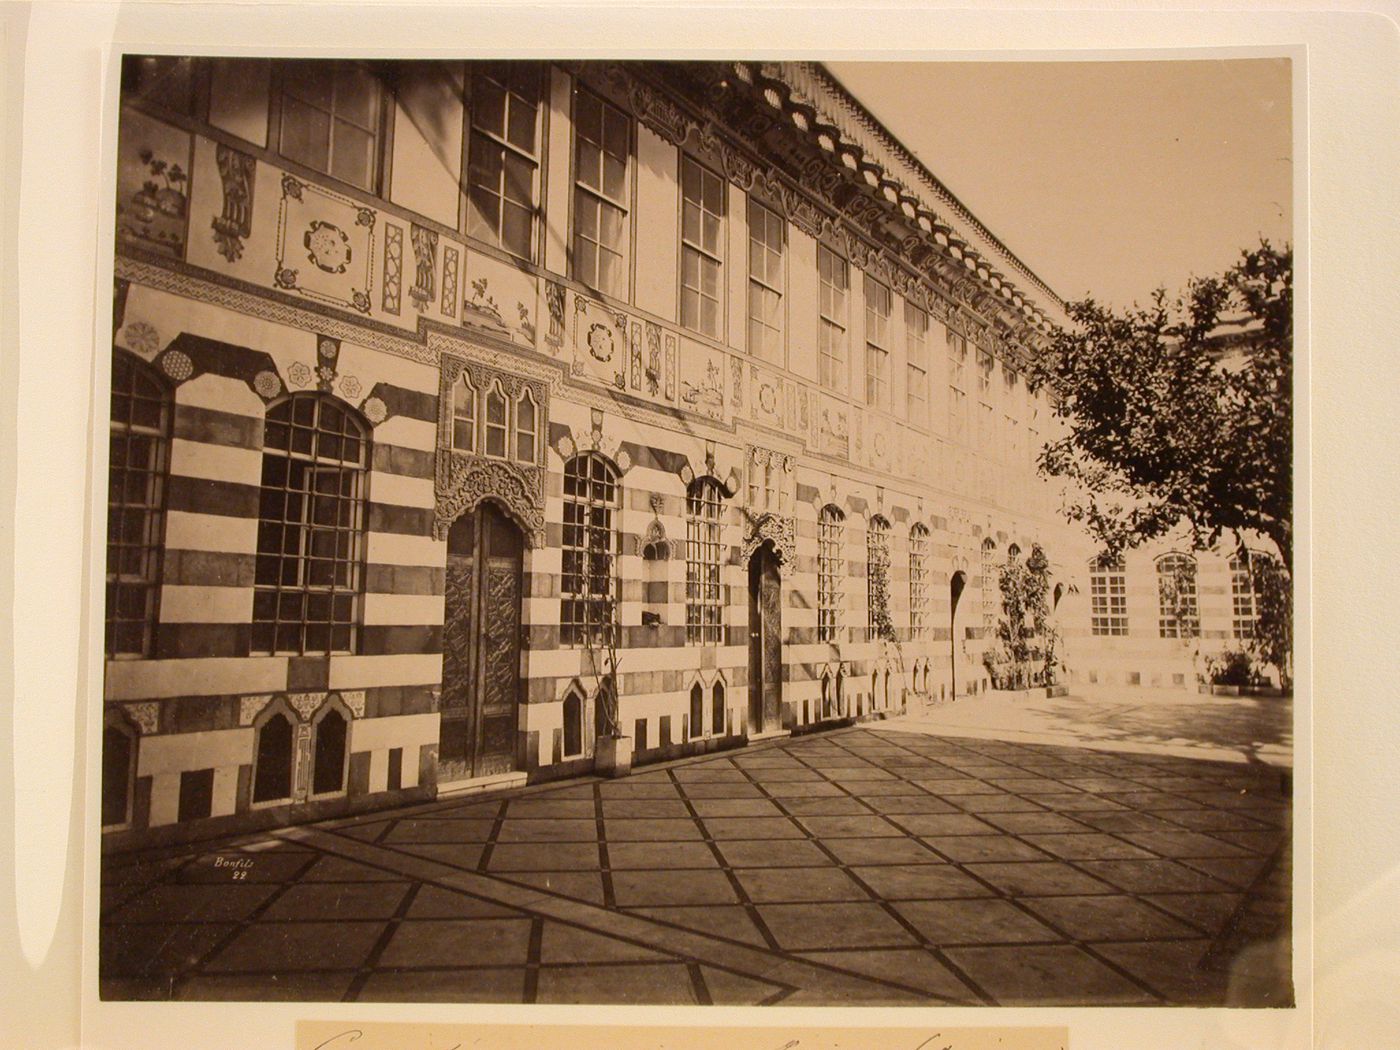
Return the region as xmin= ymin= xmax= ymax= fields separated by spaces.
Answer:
xmin=434 ymin=455 xmax=546 ymax=546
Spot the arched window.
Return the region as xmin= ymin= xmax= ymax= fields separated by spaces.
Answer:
xmin=311 ymin=703 xmax=349 ymax=796
xmin=102 ymin=716 xmax=138 ymax=828
xmin=484 ymin=381 xmax=508 ymax=458
xmin=1090 ymin=554 xmax=1128 ymax=636
xmin=686 ymin=478 xmax=724 ymax=645
xmin=515 ymin=387 xmax=538 ymax=463
xmin=561 ymin=453 xmax=619 ymax=647
xmin=820 ymin=672 xmax=832 ymax=719
xmin=909 ymin=523 xmax=929 ymax=640
xmin=835 ymin=666 xmax=846 ymax=716
xmin=253 ymin=394 xmax=368 ymax=655
xmin=107 ymin=352 xmax=171 ymax=657
xmin=562 ymin=688 xmax=584 ymax=757
xmin=1157 ymin=553 xmax=1199 ymax=639
xmin=712 ymin=681 xmax=726 ymax=737
xmin=817 ymin=505 xmax=844 ymax=643
xmin=867 ymin=515 xmax=891 ymax=642
xmin=981 ymin=538 xmax=998 ymax=639
xmin=689 ymin=682 xmax=704 ymax=738
xmin=252 ymin=707 xmax=295 ymax=804
xmin=452 ymin=371 xmax=477 ymax=452
xmin=871 ymin=669 xmax=882 ymax=710
xmin=1230 ymin=552 xmax=1257 ymax=639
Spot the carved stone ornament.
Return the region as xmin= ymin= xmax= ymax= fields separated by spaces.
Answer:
xmin=212 ymin=142 xmax=256 ymax=263
xmin=434 ymin=455 xmax=546 ymax=545
xmin=741 ymin=510 xmax=798 ymax=575
xmin=287 ymin=692 xmax=327 ymax=722
xmin=339 ymin=690 xmax=367 ymax=719
xmin=239 ymin=694 xmax=274 ymax=727
xmin=124 ymin=701 xmax=161 ymax=736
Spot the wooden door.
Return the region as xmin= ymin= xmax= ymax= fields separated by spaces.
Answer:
xmin=747 ymin=544 xmax=782 ymax=733
xmin=440 ymin=503 xmax=523 ymax=782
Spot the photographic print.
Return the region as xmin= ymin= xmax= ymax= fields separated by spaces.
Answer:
xmin=97 ymin=55 xmax=1293 ymax=1008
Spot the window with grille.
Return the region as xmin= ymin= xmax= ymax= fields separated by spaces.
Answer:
xmin=909 ymin=524 xmax=929 ymax=639
xmin=561 ymin=453 xmax=620 ymax=647
xmin=864 ymin=276 xmax=891 ymax=410
xmin=747 ymin=199 xmax=785 ymax=362
xmin=1157 ymin=553 xmax=1199 ymax=638
xmin=107 ymin=353 xmax=171 ymax=658
xmin=817 ymin=245 xmax=849 ymax=393
xmin=1230 ymin=553 xmax=1257 ymax=639
xmin=1090 ymin=554 xmax=1128 ymax=636
xmin=981 ymin=539 xmax=998 ymax=638
xmin=573 ymin=87 xmax=630 ymax=298
xmin=867 ymin=515 xmax=892 ymax=641
xmin=680 ymin=157 xmax=725 ymax=338
xmin=818 ymin=504 xmax=844 ymax=643
xmin=467 ymin=62 xmax=542 ymax=260
xmin=947 ymin=327 xmax=968 ymax=444
xmin=277 ymin=60 xmax=382 ymax=190
xmin=253 ymin=395 xmax=368 ymax=655
xmin=685 ymin=478 xmax=724 ymax=645
xmin=906 ymin=302 xmax=929 ymax=426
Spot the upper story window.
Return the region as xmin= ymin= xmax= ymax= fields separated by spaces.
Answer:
xmin=572 ymin=87 xmax=630 ymax=299
xmin=561 ymin=453 xmax=620 ymax=647
xmin=680 ymin=157 xmax=725 ymax=339
xmin=909 ymin=523 xmax=930 ymax=639
xmin=864 ymin=276 xmax=892 ymax=411
xmin=818 ymin=245 xmax=849 ymax=394
xmin=253 ymin=394 xmax=369 ymax=656
xmin=277 ymin=61 xmax=383 ymax=191
xmin=747 ymin=199 xmax=785 ymax=363
xmin=817 ymin=504 xmax=844 ymax=643
xmin=1230 ymin=553 xmax=1257 ymax=639
xmin=906 ymin=302 xmax=929 ymax=427
xmin=450 ymin=369 xmax=538 ymax=465
xmin=107 ymin=352 xmax=171 ymax=658
xmin=1157 ymin=552 xmax=1200 ymax=639
xmin=947 ymin=326 xmax=968 ymax=444
xmin=451 ymin=372 xmax=477 ymax=453
xmin=467 ymin=63 xmax=542 ymax=261
xmin=1090 ymin=554 xmax=1128 ymax=636
xmin=685 ymin=478 xmax=725 ymax=646
xmin=977 ymin=348 xmax=994 ymax=396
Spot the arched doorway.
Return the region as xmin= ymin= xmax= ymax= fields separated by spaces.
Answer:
xmin=950 ymin=569 xmax=968 ymax=699
xmin=440 ymin=501 xmax=524 ymax=783
xmin=747 ymin=541 xmax=782 ymax=734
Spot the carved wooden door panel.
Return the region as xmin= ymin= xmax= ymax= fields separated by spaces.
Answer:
xmin=439 ymin=504 xmax=522 ymax=782
xmin=759 ymin=548 xmax=782 ymax=730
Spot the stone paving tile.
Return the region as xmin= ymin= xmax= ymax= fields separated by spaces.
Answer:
xmin=943 ymin=944 xmax=1158 ymax=1005
xmin=976 ymin=812 xmax=1090 ymax=835
xmin=1090 ymin=939 xmax=1222 ymax=1004
xmin=102 ymin=922 xmax=237 ymax=978
xmin=606 ymin=840 xmax=720 ymax=869
xmin=596 ymin=781 xmax=684 ymax=799
xmin=487 ymin=843 xmax=602 ymax=871
xmin=610 ymin=869 xmax=739 ymax=907
xmin=498 ymin=870 xmax=606 ymax=905
xmin=176 ymin=970 xmax=359 ymax=1001
xmin=628 ymin=905 xmax=771 ymax=947
xmin=383 ymin=818 xmax=495 ymax=844
xmin=921 ymin=835 xmax=1051 ymax=864
xmin=951 ymin=794 xmax=1050 ymax=814
xmin=735 ymin=866 xmax=872 ymax=903
xmin=603 ymin=818 xmax=705 ymax=841
xmin=357 ymin=967 xmax=528 ymax=1002
xmin=893 ymin=898 xmax=1063 ymax=945
xmin=799 ymin=948 xmax=982 ymax=1002
xmin=794 ymin=815 xmax=903 ymax=838
xmin=822 ymin=837 xmax=945 ymax=866
xmin=601 ymin=799 xmax=695 ymax=819
xmin=699 ymin=964 xmax=788 ymax=1004
xmin=505 ymin=799 xmax=597 ymax=818
xmin=496 ymin=818 xmax=599 ymax=843
xmin=539 ymin=921 xmax=671 ymax=963
xmin=1075 ymin=859 xmax=1234 ymax=895
xmin=1117 ymin=830 xmax=1255 ymax=858
xmin=1141 ymin=891 xmax=1245 ymax=932
xmin=406 ymin=885 xmax=522 ymax=919
xmin=701 ymin=816 xmax=805 ymax=839
xmin=107 ymin=882 xmax=282 ymax=924
xmin=889 ymin=813 xmax=1000 ymax=837
xmin=1019 ymin=833 xmax=1157 ymax=861
xmin=715 ymin=839 xmax=832 ymax=868
xmin=689 ymin=798 xmax=787 ymax=817
xmin=203 ymin=920 xmax=388 ymax=972
xmin=378 ymin=917 xmax=534 ymax=969
xmin=675 ymin=782 xmax=766 ymax=799
xmin=861 ymin=795 xmax=962 ymax=815
xmin=1019 ymin=894 xmax=1200 ymax=941
xmin=1177 ymin=855 xmax=1273 ymax=889
xmin=1070 ymin=811 xmax=1187 ymax=834
xmin=300 ymin=855 xmax=405 ymax=882
xmin=963 ymin=861 xmax=1117 ymax=897
xmin=536 ymin=963 xmax=702 ymax=1004
xmin=261 ymin=881 xmax=411 ymax=920
xmin=755 ymin=902 xmax=920 ymax=951
xmin=389 ymin=842 xmax=485 ymax=869
xmin=850 ymin=864 xmax=996 ymax=901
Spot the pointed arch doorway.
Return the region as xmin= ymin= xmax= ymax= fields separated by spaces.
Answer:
xmin=950 ymin=569 xmax=968 ymax=700
xmin=440 ymin=501 xmax=524 ymax=783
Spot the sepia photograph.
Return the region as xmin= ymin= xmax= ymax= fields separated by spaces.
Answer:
xmin=96 ymin=53 xmax=1294 ymax=1009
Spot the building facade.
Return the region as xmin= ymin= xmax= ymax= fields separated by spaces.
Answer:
xmin=104 ymin=58 xmax=1083 ymax=849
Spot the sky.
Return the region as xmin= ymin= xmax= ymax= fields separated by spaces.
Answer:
xmin=826 ymin=59 xmax=1293 ymax=310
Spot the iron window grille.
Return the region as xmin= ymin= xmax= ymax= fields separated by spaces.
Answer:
xmin=1157 ymin=552 xmax=1200 ymax=639
xmin=1090 ymin=554 xmax=1129 ymax=636
xmin=561 ymin=453 xmax=620 ymax=647
xmin=909 ymin=523 xmax=930 ymax=639
xmin=685 ymin=478 xmax=724 ymax=645
xmin=107 ymin=352 xmax=170 ymax=658
xmin=817 ymin=504 xmax=845 ymax=643
xmin=1230 ymin=553 xmax=1257 ymax=639
xmin=867 ymin=515 xmax=892 ymax=641
xmin=252 ymin=394 xmax=368 ymax=656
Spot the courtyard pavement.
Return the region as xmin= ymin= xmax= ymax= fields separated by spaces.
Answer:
xmin=100 ymin=694 xmax=1293 ymax=1007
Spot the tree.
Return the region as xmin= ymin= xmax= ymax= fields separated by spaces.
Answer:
xmin=1029 ymin=241 xmax=1292 ymax=573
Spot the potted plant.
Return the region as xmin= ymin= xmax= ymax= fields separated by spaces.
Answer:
xmin=1205 ymin=648 xmax=1253 ymax=695
xmin=583 ymin=541 xmax=631 ymax=778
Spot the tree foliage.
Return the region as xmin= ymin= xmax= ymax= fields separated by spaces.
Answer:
xmin=1030 ymin=242 xmax=1292 ymax=572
